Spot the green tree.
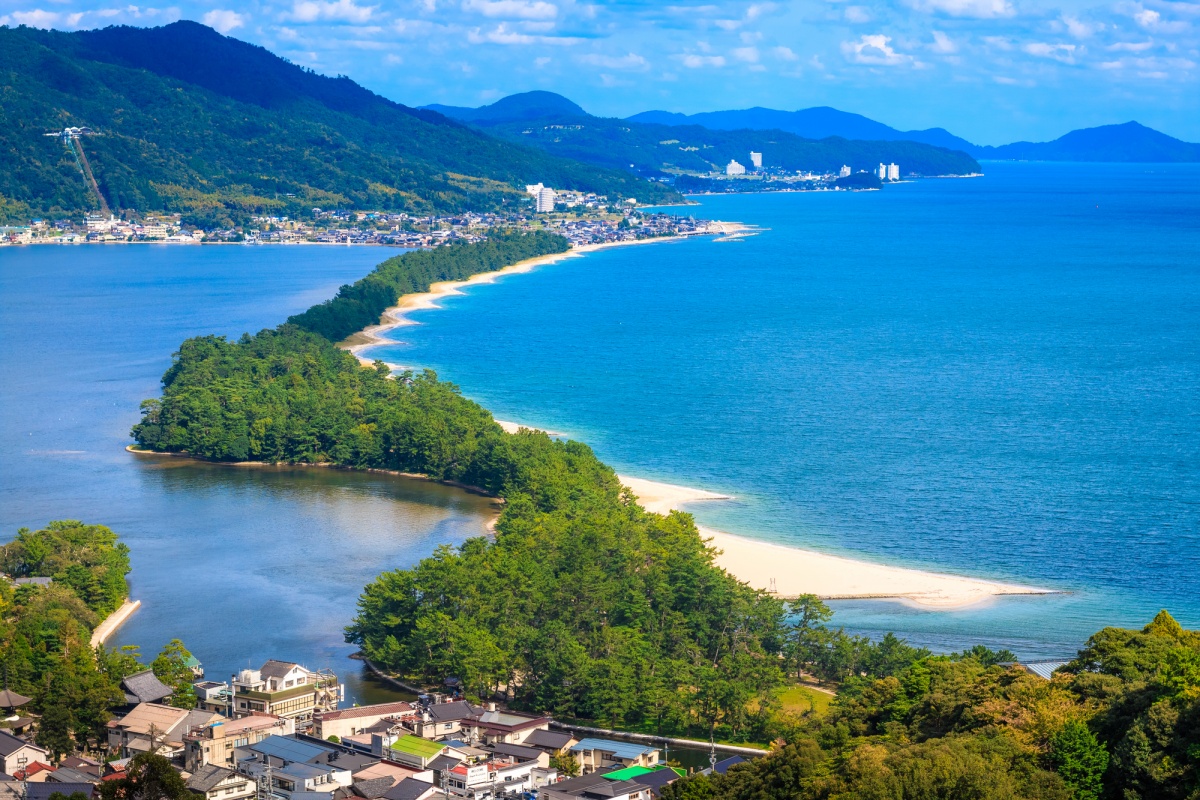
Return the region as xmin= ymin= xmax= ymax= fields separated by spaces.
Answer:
xmin=36 ymin=696 xmax=73 ymax=761
xmin=150 ymin=639 xmax=197 ymax=709
xmin=549 ymin=752 xmax=580 ymax=778
xmin=1048 ymin=720 xmax=1109 ymax=800
xmin=97 ymin=753 xmax=190 ymax=800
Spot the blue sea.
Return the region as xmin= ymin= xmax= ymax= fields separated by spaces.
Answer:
xmin=366 ymin=162 xmax=1200 ymax=658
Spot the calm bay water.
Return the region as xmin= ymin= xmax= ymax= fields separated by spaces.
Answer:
xmin=368 ymin=163 xmax=1200 ymax=658
xmin=0 ymin=245 xmax=493 ymax=703
xmin=1 ymin=163 xmax=1197 ymax=676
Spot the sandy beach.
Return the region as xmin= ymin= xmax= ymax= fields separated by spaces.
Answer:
xmin=340 ymin=231 xmax=1051 ymax=611
xmin=621 ymin=475 xmax=1051 ymax=609
xmin=344 ymin=233 xmax=742 ymax=366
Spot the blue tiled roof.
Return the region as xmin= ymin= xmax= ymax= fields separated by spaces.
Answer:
xmin=570 ymin=738 xmax=659 ymax=761
xmin=250 ymin=735 xmax=330 ymax=763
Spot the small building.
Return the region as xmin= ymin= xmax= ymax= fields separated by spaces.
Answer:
xmin=725 ymin=160 xmax=745 ymax=176
xmin=382 ymin=778 xmax=438 ymax=800
xmin=522 ymin=729 xmax=576 ymax=755
xmin=230 ymin=661 xmax=340 ymax=729
xmin=887 ymin=163 xmax=900 ymax=181
xmin=459 ymin=709 xmax=550 ymax=746
xmin=0 ymin=732 xmax=49 ymax=777
xmin=119 ymin=670 xmax=175 ymax=709
xmin=411 ymin=701 xmax=477 ymax=740
xmin=388 ymin=736 xmax=447 ymax=770
xmin=107 ymin=703 xmax=222 ymax=759
xmin=314 ymin=701 xmax=417 ymax=742
xmin=569 ymin=739 xmax=660 ymax=774
xmin=749 ymin=152 xmax=762 ymax=169
xmin=186 ymin=764 xmax=256 ymax=800
xmin=839 ymin=165 xmax=851 ymax=178
xmin=540 ymin=771 xmax=650 ymax=800
xmin=184 ymin=713 xmax=295 ymax=771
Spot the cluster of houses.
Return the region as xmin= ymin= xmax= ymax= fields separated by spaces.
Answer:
xmin=0 ymin=659 xmax=747 ymax=800
xmin=548 ymin=213 xmax=718 ymax=247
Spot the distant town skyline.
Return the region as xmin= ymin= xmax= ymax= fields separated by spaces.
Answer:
xmin=3 ymin=0 xmax=1197 ymax=144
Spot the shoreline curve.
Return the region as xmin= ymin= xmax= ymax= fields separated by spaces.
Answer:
xmin=333 ymin=233 xmax=1056 ymax=611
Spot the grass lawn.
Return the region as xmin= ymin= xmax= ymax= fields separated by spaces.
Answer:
xmin=776 ymin=684 xmax=832 ymax=718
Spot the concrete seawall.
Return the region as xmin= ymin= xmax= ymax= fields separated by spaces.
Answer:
xmin=91 ymin=598 xmax=141 ymax=647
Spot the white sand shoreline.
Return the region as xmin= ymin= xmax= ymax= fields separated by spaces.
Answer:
xmin=339 ymin=231 xmax=1052 ymax=611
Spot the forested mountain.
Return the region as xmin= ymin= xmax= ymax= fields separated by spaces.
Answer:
xmin=629 ymin=106 xmax=977 ymax=153
xmin=423 ymin=92 xmax=981 ymax=177
xmin=629 ymin=107 xmax=1200 ymax=163
xmin=978 ymin=121 xmax=1200 ymax=162
xmin=0 ymin=23 xmax=676 ymax=224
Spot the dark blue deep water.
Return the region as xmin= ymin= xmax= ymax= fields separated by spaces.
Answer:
xmin=368 ymin=163 xmax=1200 ymax=658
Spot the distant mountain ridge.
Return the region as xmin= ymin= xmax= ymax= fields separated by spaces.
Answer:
xmin=629 ymin=106 xmax=977 ymax=153
xmin=628 ymin=106 xmax=1200 ymax=163
xmin=0 ymin=24 xmax=675 ymax=223
xmin=420 ymin=92 xmax=981 ymax=177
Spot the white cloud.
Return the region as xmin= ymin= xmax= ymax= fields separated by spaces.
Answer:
xmin=1130 ymin=5 xmax=1190 ymax=32
xmin=1061 ymin=14 xmax=1102 ymax=38
xmin=384 ymin=53 xmax=403 ymax=64
xmin=578 ymin=52 xmax=649 ymax=70
xmin=0 ymin=8 xmax=64 ymax=26
xmin=908 ymin=0 xmax=1013 ymax=18
xmin=289 ymin=0 xmax=375 ymax=23
xmin=203 ymin=9 xmax=245 ymax=32
xmin=1024 ymin=42 xmax=1078 ymax=62
xmin=841 ymin=33 xmax=916 ymax=65
xmin=930 ymin=30 xmax=957 ymax=52
xmin=678 ymin=53 xmax=727 ymax=67
xmin=466 ymin=22 xmax=578 ymax=44
xmin=732 ymin=45 xmax=760 ymax=61
xmin=844 ymin=5 xmax=872 ymax=22
xmin=1108 ymin=40 xmax=1155 ymax=50
xmin=772 ymin=45 xmax=798 ymax=60
xmin=462 ymin=0 xmax=557 ymax=20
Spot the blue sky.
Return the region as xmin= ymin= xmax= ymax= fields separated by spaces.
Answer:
xmin=3 ymin=0 xmax=1197 ymax=143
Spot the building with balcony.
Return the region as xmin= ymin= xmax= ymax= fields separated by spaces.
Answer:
xmin=230 ymin=661 xmax=340 ymax=729
xmin=184 ymin=713 xmax=295 ymax=771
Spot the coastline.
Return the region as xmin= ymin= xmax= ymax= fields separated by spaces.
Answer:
xmin=342 ymin=235 xmax=722 ymax=364
xmin=620 ymin=476 xmax=1050 ymax=609
xmin=335 ymin=233 xmax=1053 ymax=611
xmin=91 ymin=597 xmax=142 ymax=647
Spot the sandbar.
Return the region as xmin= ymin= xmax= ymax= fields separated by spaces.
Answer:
xmin=620 ymin=475 xmax=1052 ymax=610
xmin=339 ymin=232 xmax=1050 ymax=611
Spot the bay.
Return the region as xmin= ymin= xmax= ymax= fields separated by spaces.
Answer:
xmin=0 ymin=245 xmax=494 ymax=703
xmin=367 ymin=162 xmax=1200 ymax=658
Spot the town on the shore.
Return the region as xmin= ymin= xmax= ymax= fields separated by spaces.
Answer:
xmin=0 ymin=154 xmax=913 ymax=247
xmin=0 ymin=654 xmax=753 ymax=800
xmin=0 ymin=186 xmax=726 ymax=248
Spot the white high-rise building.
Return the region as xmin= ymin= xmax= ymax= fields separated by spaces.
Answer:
xmin=525 ymin=183 xmax=544 ymax=196
xmin=726 ymin=160 xmax=746 ymax=176
xmin=536 ymin=187 xmax=557 ymax=212
xmin=877 ymin=163 xmax=888 ymax=180
xmin=749 ymin=151 xmax=762 ymax=169
xmin=839 ymin=165 xmax=851 ymax=178
xmin=887 ymin=163 xmax=900 ymax=181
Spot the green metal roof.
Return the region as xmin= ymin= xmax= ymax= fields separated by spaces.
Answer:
xmin=390 ymin=736 xmax=446 ymax=758
xmin=602 ymin=766 xmax=685 ymax=782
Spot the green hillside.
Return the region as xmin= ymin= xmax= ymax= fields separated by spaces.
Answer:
xmin=0 ymin=23 xmax=678 ymax=225
xmin=425 ymin=92 xmax=982 ymax=178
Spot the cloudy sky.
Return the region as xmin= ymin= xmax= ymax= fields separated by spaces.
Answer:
xmin=4 ymin=0 xmax=1197 ymax=143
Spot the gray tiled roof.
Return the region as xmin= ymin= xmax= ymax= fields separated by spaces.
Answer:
xmin=524 ymin=729 xmax=573 ymax=751
xmin=27 ymin=783 xmax=95 ymax=800
xmin=351 ymin=777 xmax=394 ymax=798
xmin=46 ymin=768 xmax=99 ymax=785
xmin=0 ymin=731 xmax=42 ymax=757
xmin=260 ymin=660 xmax=301 ymax=682
xmin=426 ymin=701 xmax=477 ymax=723
xmin=382 ymin=779 xmax=435 ymax=800
xmin=186 ymin=764 xmax=237 ymax=793
xmin=713 ymin=756 xmax=744 ymax=775
xmin=121 ymin=670 xmax=173 ymax=704
xmin=487 ymin=743 xmax=542 ymax=762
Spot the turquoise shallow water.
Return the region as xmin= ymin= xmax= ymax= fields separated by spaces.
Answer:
xmin=367 ymin=162 xmax=1200 ymax=658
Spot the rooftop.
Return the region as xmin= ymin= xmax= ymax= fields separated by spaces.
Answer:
xmin=570 ymin=738 xmax=660 ymax=761
xmin=246 ymin=735 xmax=330 ymax=764
xmin=110 ymin=703 xmax=190 ymax=737
xmin=390 ymin=736 xmax=445 ymax=759
xmin=318 ymin=702 xmax=415 ymax=722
